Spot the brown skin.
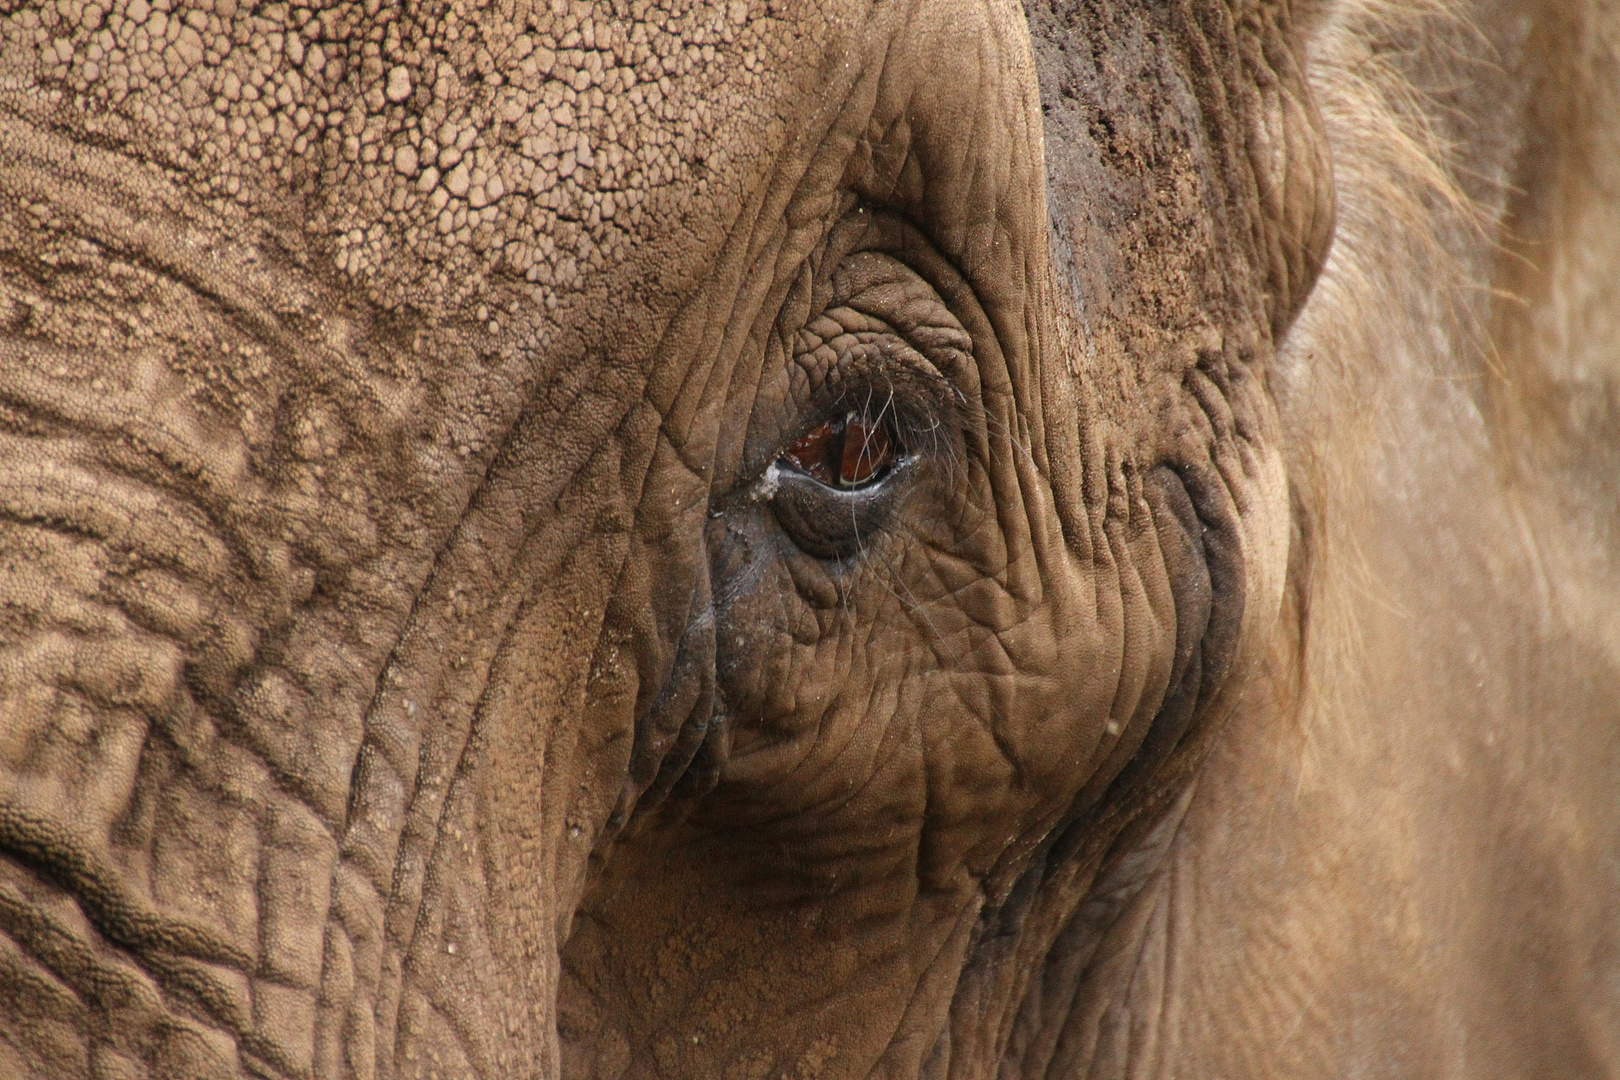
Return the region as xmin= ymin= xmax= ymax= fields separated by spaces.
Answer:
xmin=0 ymin=1 xmax=1615 ymax=1079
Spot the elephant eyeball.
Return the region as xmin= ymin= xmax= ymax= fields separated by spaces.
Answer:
xmin=782 ymin=410 xmax=895 ymax=488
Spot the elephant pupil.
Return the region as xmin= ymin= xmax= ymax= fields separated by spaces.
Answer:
xmin=783 ymin=410 xmax=895 ymax=488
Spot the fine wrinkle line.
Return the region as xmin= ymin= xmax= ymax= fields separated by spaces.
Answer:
xmin=0 ymin=342 xmax=253 ymax=505
xmin=0 ymin=800 xmax=255 ymax=975
xmin=0 ymin=442 xmax=228 ymax=581
xmin=0 ymin=114 xmax=302 ymax=356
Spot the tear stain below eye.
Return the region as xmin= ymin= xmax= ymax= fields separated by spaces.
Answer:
xmin=751 ymin=462 xmax=782 ymax=501
xmin=781 ymin=411 xmax=896 ymax=488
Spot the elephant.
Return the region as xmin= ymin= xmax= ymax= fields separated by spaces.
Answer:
xmin=1 ymin=0 xmax=1617 ymax=1074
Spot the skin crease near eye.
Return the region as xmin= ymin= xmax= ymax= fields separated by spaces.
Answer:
xmin=781 ymin=410 xmax=897 ymax=488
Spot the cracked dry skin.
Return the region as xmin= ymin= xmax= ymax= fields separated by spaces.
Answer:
xmin=1 ymin=0 xmax=1618 ymax=1077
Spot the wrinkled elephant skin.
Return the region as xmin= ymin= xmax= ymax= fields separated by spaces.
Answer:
xmin=0 ymin=0 xmax=1616 ymax=1078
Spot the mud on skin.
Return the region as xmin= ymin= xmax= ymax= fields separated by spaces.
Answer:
xmin=2 ymin=0 xmax=1618 ymax=1078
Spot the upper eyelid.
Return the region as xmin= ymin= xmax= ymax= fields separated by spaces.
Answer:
xmin=795 ymin=308 xmax=898 ymax=349
xmin=789 ymin=334 xmax=953 ymax=413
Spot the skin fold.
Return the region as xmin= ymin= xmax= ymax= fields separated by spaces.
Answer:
xmin=0 ymin=0 xmax=1614 ymax=1076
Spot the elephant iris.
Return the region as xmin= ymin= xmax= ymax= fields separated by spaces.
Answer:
xmin=781 ymin=410 xmax=896 ymax=489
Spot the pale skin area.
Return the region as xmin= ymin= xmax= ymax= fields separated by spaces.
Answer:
xmin=0 ymin=0 xmax=1616 ymax=1078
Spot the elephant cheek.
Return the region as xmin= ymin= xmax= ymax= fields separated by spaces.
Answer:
xmin=355 ymin=529 xmax=636 ymax=1077
xmin=443 ymin=527 xmax=726 ymax=1069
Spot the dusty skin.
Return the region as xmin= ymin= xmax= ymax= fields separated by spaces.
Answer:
xmin=0 ymin=0 xmax=1617 ymax=1076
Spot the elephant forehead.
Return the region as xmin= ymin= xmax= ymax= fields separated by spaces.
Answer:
xmin=14 ymin=0 xmax=1041 ymax=325
xmin=304 ymin=0 xmax=822 ymax=313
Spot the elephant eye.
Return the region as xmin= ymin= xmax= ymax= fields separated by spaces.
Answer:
xmin=780 ymin=410 xmax=897 ymax=489
xmin=766 ymin=403 xmax=911 ymax=560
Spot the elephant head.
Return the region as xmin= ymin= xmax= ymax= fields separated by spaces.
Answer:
xmin=2 ymin=0 xmax=1615 ymax=1076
